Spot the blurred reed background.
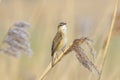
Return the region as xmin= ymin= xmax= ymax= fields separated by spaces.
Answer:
xmin=0 ymin=0 xmax=120 ymax=80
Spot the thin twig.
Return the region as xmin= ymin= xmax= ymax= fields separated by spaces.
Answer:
xmin=38 ymin=44 xmax=72 ymax=80
xmin=38 ymin=37 xmax=87 ymax=80
xmin=98 ymin=0 xmax=119 ymax=80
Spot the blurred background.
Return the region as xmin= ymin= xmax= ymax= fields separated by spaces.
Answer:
xmin=0 ymin=0 xmax=120 ymax=80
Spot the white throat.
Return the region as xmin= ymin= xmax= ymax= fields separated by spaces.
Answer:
xmin=61 ymin=25 xmax=67 ymax=33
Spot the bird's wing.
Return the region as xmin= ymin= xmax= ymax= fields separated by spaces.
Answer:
xmin=51 ymin=31 xmax=62 ymax=56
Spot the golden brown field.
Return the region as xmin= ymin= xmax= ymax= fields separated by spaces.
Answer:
xmin=0 ymin=0 xmax=120 ymax=80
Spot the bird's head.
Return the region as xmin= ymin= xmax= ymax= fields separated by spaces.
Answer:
xmin=58 ymin=22 xmax=67 ymax=32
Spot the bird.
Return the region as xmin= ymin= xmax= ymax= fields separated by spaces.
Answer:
xmin=51 ymin=22 xmax=68 ymax=67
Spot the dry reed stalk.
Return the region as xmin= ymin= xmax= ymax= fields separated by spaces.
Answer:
xmin=38 ymin=38 xmax=87 ymax=80
xmin=98 ymin=0 xmax=119 ymax=80
xmin=38 ymin=37 xmax=100 ymax=80
xmin=88 ymin=0 xmax=118 ymax=80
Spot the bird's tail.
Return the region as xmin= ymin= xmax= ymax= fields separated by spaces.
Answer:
xmin=51 ymin=52 xmax=54 ymax=67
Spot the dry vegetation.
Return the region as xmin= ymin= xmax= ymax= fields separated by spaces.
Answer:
xmin=0 ymin=0 xmax=120 ymax=80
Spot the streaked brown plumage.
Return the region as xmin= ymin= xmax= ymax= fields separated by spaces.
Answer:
xmin=51 ymin=22 xmax=67 ymax=66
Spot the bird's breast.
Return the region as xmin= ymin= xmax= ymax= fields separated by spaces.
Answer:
xmin=57 ymin=35 xmax=67 ymax=51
